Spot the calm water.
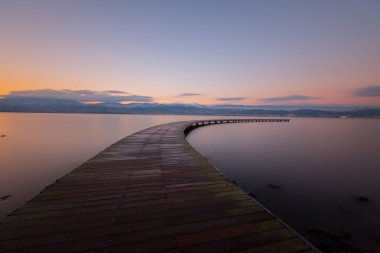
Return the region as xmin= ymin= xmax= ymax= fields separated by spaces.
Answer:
xmin=187 ymin=118 xmax=380 ymax=251
xmin=1 ymin=114 xmax=379 ymax=251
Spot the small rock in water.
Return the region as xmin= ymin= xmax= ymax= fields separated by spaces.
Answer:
xmin=268 ymin=184 xmax=282 ymax=190
xmin=357 ymin=196 xmax=369 ymax=202
xmin=307 ymin=227 xmax=343 ymax=242
xmin=306 ymin=227 xmax=359 ymax=252
xmin=1 ymin=195 xmax=11 ymax=200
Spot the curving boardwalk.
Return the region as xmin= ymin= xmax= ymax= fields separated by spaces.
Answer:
xmin=0 ymin=119 xmax=318 ymax=253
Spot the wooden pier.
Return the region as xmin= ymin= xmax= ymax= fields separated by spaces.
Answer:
xmin=0 ymin=119 xmax=318 ymax=253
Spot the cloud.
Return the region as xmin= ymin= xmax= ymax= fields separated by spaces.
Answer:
xmin=7 ymin=89 xmax=154 ymax=103
xmin=103 ymin=90 xmax=129 ymax=94
xmin=217 ymin=97 xmax=246 ymax=101
xmin=257 ymin=95 xmax=320 ymax=103
xmin=177 ymin=93 xmax=202 ymax=97
xmin=353 ymin=86 xmax=380 ymax=97
xmin=120 ymin=95 xmax=153 ymax=102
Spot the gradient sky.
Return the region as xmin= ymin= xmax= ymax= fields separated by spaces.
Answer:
xmin=1 ymin=0 xmax=379 ymax=105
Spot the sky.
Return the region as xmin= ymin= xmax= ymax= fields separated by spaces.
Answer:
xmin=0 ymin=0 xmax=379 ymax=106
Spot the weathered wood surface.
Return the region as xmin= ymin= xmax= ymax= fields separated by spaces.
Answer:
xmin=0 ymin=119 xmax=317 ymax=253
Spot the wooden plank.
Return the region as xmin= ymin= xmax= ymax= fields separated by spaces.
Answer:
xmin=163 ymin=228 xmax=297 ymax=253
xmin=233 ymin=238 xmax=311 ymax=253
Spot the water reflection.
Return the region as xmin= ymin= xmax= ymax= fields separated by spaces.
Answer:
xmin=187 ymin=118 xmax=380 ymax=251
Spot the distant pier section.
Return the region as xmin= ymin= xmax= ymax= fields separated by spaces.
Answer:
xmin=184 ymin=118 xmax=290 ymax=135
xmin=0 ymin=118 xmax=318 ymax=253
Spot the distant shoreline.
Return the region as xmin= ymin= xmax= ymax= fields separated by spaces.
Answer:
xmin=1 ymin=97 xmax=379 ymax=118
xmin=0 ymin=110 xmax=379 ymax=119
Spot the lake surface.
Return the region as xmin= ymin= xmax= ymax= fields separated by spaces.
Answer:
xmin=1 ymin=113 xmax=379 ymax=251
xmin=187 ymin=118 xmax=380 ymax=252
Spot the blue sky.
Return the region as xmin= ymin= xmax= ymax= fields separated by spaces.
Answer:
xmin=0 ymin=0 xmax=379 ymax=105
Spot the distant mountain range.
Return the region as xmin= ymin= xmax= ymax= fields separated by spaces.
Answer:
xmin=0 ymin=97 xmax=379 ymax=118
